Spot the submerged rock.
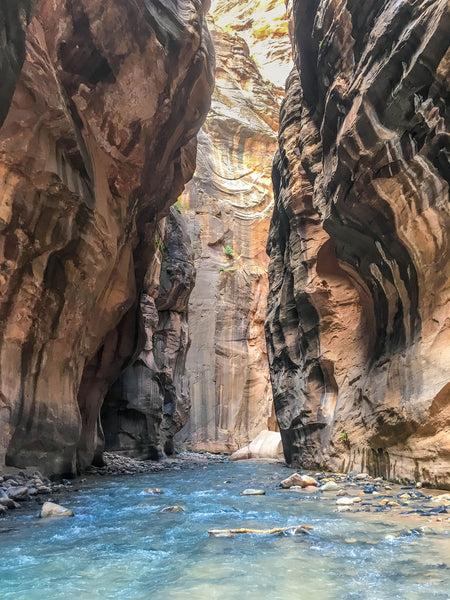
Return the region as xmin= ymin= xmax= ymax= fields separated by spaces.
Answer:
xmin=159 ymin=506 xmax=185 ymax=513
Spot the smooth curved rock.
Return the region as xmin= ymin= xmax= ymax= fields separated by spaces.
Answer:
xmin=280 ymin=473 xmax=318 ymax=489
xmin=40 ymin=501 xmax=73 ymax=518
xmin=266 ymin=0 xmax=450 ymax=487
xmin=230 ymin=430 xmax=284 ymax=461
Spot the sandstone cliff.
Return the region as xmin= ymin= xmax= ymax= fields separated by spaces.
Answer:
xmin=101 ymin=207 xmax=195 ymax=460
xmin=176 ymin=1 xmax=291 ymax=453
xmin=0 ymin=0 xmax=213 ymax=475
xmin=266 ymin=0 xmax=450 ymax=486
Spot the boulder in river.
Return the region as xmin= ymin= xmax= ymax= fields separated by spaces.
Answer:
xmin=40 ymin=502 xmax=74 ymax=518
xmin=230 ymin=431 xmax=284 ymax=461
xmin=280 ymin=474 xmax=318 ymax=489
xmin=241 ymin=489 xmax=266 ymax=496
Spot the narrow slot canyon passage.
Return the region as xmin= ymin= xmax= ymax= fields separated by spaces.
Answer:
xmin=0 ymin=0 xmax=449 ymax=598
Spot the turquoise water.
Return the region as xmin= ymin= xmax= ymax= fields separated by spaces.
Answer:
xmin=0 ymin=461 xmax=449 ymax=600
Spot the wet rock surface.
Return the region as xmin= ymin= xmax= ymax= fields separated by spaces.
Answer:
xmin=277 ymin=468 xmax=450 ymax=523
xmin=266 ymin=0 xmax=450 ymax=486
xmin=0 ymin=469 xmax=73 ymax=517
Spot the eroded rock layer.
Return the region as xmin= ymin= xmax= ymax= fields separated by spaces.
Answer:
xmin=101 ymin=208 xmax=195 ymax=460
xmin=0 ymin=0 xmax=213 ymax=475
xmin=176 ymin=3 xmax=291 ymax=453
xmin=266 ymin=0 xmax=450 ymax=486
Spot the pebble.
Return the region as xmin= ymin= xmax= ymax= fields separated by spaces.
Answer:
xmin=241 ymin=489 xmax=265 ymax=495
xmin=381 ymin=500 xmax=401 ymax=507
xmin=355 ymin=473 xmax=369 ymax=480
xmin=336 ymin=496 xmax=360 ymax=505
xmin=432 ymin=494 xmax=450 ymax=506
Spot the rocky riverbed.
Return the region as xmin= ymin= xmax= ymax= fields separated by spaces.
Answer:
xmin=0 ymin=451 xmax=229 ymax=519
xmin=1 ymin=453 xmax=449 ymax=530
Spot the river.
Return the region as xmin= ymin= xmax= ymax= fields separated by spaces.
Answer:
xmin=0 ymin=461 xmax=449 ymax=599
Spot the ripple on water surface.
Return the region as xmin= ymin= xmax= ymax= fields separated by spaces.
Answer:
xmin=0 ymin=462 xmax=449 ymax=600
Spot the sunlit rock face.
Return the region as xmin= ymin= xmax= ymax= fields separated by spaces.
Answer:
xmin=0 ymin=0 xmax=213 ymax=475
xmin=176 ymin=2 xmax=291 ymax=453
xmin=266 ymin=0 xmax=450 ymax=487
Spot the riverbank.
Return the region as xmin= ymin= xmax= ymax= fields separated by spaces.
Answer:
xmin=0 ymin=451 xmax=229 ymax=519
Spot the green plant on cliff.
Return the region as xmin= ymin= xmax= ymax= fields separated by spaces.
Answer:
xmin=173 ymin=198 xmax=187 ymax=213
xmin=224 ymin=245 xmax=234 ymax=258
xmin=155 ymin=234 xmax=164 ymax=254
xmin=219 ymin=266 xmax=237 ymax=273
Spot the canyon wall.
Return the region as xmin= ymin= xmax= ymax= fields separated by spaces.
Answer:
xmin=176 ymin=1 xmax=291 ymax=453
xmin=0 ymin=0 xmax=213 ymax=475
xmin=266 ymin=0 xmax=450 ymax=486
xmin=101 ymin=207 xmax=195 ymax=460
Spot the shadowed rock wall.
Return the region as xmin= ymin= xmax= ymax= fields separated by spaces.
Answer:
xmin=101 ymin=207 xmax=195 ymax=460
xmin=266 ymin=0 xmax=450 ymax=487
xmin=0 ymin=0 xmax=213 ymax=475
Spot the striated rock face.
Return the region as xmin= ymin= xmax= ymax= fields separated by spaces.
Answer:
xmin=176 ymin=2 xmax=291 ymax=453
xmin=0 ymin=0 xmax=213 ymax=475
xmin=266 ymin=0 xmax=450 ymax=487
xmin=101 ymin=207 xmax=195 ymax=459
